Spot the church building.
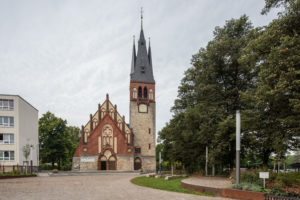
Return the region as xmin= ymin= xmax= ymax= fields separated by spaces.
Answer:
xmin=72 ymin=16 xmax=156 ymax=172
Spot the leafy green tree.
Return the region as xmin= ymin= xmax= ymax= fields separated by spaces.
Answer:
xmin=160 ymin=15 xmax=257 ymax=173
xmin=39 ymin=112 xmax=78 ymax=169
xmin=241 ymin=0 xmax=300 ymax=164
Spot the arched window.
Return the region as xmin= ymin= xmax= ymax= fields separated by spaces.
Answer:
xmin=133 ymin=88 xmax=137 ymax=99
xmin=149 ymin=89 xmax=153 ymax=100
xmin=138 ymin=87 xmax=142 ymax=98
xmin=144 ymin=87 xmax=147 ymax=99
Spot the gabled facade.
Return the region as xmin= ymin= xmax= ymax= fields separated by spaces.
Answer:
xmin=73 ymin=95 xmax=134 ymax=171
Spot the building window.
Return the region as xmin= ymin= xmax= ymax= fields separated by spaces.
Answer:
xmin=0 ymin=99 xmax=14 ymax=110
xmin=149 ymin=144 xmax=151 ymax=149
xmin=149 ymin=89 xmax=153 ymax=100
xmin=0 ymin=117 xmax=14 ymax=127
xmin=138 ymin=87 xmax=142 ymax=98
xmin=0 ymin=151 xmax=14 ymax=161
xmin=0 ymin=134 xmax=14 ymax=144
xmin=133 ymin=88 xmax=137 ymax=99
xmin=135 ymin=147 xmax=141 ymax=154
xmin=148 ymin=128 xmax=151 ymax=134
xmin=143 ymin=87 xmax=148 ymax=99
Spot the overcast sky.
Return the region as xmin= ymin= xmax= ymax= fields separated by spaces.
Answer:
xmin=0 ymin=0 xmax=279 ymax=135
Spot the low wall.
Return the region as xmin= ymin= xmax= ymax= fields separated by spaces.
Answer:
xmin=181 ymin=181 xmax=265 ymax=200
xmin=0 ymin=175 xmax=37 ymax=179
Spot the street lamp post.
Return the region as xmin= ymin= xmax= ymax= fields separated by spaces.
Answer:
xmin=236 ymin=110 xmax=241 ymax=184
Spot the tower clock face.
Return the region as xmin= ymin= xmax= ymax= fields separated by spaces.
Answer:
xmin=139 ymin=104 xmax=147 ymax=113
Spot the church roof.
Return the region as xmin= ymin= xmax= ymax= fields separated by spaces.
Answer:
xmin=130 ymin=16 xmax=155 ymax=83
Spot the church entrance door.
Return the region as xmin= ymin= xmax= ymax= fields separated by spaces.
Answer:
xmin=134 ymin=157 xmax=142 ymax=170
xmin=101 ymin=161 xmax=106 ymax=170
xmin=98 ymin=150 xmax=117 ymax=170
xmin=108 ymin=156 xmax=116 ymax=170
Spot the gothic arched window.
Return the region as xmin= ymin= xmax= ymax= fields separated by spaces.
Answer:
xmin=149 ymin=89 xmax=153 ymax=100
xmin=133 ymin=88 xmax=137 ymax=99
xmin=138 ymin=87 xmax=142 ymax=98
xmin=144 ymin=87 xmax=148 ymax=99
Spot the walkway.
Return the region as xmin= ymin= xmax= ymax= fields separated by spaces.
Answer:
xmin=182 ymin=176 xmax=232 ymax=189
xmin=0 ymin=174 xmax=232 ymax=200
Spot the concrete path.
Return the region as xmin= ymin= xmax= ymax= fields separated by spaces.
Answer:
xmin=182 ymin=176 xmax=232 ymax=189
xmin=0 ymin=174 xmax=232 ymax=200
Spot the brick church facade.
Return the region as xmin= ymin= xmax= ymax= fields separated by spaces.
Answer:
xmin=72 ymin=17 xmax=156 ymax=172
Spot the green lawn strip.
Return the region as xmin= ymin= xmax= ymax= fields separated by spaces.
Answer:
xmin=131 ymin=176 xmax=213 ymax=197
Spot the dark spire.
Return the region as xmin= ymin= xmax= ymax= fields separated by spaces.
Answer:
xmin=130 ymin=9 xmax=155 ymax=83
xmin=130 ymin=35 xmax=136 ymax=75
xmin=148 ymin=37 xmax=152 ymax=67
xmin=141 ymin=7 xmax=143 ymax=30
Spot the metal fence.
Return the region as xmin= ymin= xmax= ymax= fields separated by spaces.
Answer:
xmin=0 ymin=165 xmax=39 ymax=174
xmin=265 ymin=195 xmax=300 ymax=200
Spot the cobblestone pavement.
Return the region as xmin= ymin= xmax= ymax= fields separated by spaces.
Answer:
xmin=182 ymin=176 xmax=232 ymax=189
xmin=0 ymin=174 xmax=233 ymax=200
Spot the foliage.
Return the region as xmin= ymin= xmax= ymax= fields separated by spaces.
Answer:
xmin=40 ymin=163 xmax=57 ymax=170
xmin=160 ymin=15 xmax=258 ymax=173
xmin=131 ymin=176 xmax=212 ymax=196
xmin=39 ymin=112 xmax=80 ymax=170
xmin=270 ymin=184 xmax=300 ymax=197
xmin=0 ymin=170 xmax=36 ymax=176
xmin=232 ymin=182 xmax=262 ymax=192
xmin=276 ymin=172 xmax=300 ymax=187
xmin=158 ymin=0 xmax=300 ymax=173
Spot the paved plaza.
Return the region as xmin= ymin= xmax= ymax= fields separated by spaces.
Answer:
xmin=0 ymin=174 xmax=232 ymax=200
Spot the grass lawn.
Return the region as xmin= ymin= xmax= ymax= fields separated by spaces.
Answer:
xmin=131 ymin=176 xmax=213 ymax=196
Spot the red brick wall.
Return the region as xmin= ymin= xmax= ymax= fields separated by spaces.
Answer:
xmin=181 ymin=181 xmax=266 ymax=200
xmin=130 ymin=81 xmax=155 ymax=102
xmin=74 ymin=114 xmax=134 ymax=157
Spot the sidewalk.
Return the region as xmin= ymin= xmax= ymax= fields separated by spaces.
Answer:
xmin=182 ymin=176 xmax=232 ymax=189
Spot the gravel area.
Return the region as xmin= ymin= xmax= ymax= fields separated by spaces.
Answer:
xmin=0 ymin=174 xmax=232 ymax=200
xmin=182 ymin=176 xmax=232 ymax=189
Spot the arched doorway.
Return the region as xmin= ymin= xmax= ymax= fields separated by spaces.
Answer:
xmin=108 ymin=156 xmax=116 ymax=170
xmin=99 ymin=156 xmax=107 ymax=170
xmin=134 ymin=157 xmax=142 ymax=170
xmin=98 ymin=149 xmax=117 ymax=170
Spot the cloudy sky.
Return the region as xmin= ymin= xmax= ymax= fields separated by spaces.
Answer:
xmin=0 ymin=0 xmax=279 ymax=135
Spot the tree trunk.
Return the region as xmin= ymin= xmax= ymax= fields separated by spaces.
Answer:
xmin=273 ymin=159 xmax=276 ymax=172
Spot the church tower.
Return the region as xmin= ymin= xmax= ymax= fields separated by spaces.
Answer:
xmin=130 ymin=11 xmax=156 ymax=172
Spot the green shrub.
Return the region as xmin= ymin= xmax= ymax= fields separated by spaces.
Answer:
xmin=270 ymin=184 xmax=300 ymax=198
xmin=276 ymin=172 xmax=300 ymax=187
xmin=40 ymin=163 xmax=53 ymax=170
xmin=231 ymin=182 xmax=262 ymax=192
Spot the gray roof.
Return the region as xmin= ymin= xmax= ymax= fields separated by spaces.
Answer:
xmin=130 ymin=29 xmax=155 ymax=83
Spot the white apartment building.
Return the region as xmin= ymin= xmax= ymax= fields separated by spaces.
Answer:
xmin=0 ymin=95 xmax=38 ymax=167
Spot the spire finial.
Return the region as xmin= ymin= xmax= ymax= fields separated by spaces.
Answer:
xmin=148 ymin=37 xmax=151 ymax=46
xmin=141 ymin=7 xmax=143 ymax=30
xmin=133 ymin=35 xmax=135 ymax=44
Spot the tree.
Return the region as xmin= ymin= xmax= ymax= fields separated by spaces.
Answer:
xmin=22 ymin=144 xmax=31 ymax=163
xmin=241 ymin=0 xmax=300 ymax=164
xmin=160 ymin=15 xmax=258 ymax=173
xmin=39 ymin=112 xmax=78 ymax=169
